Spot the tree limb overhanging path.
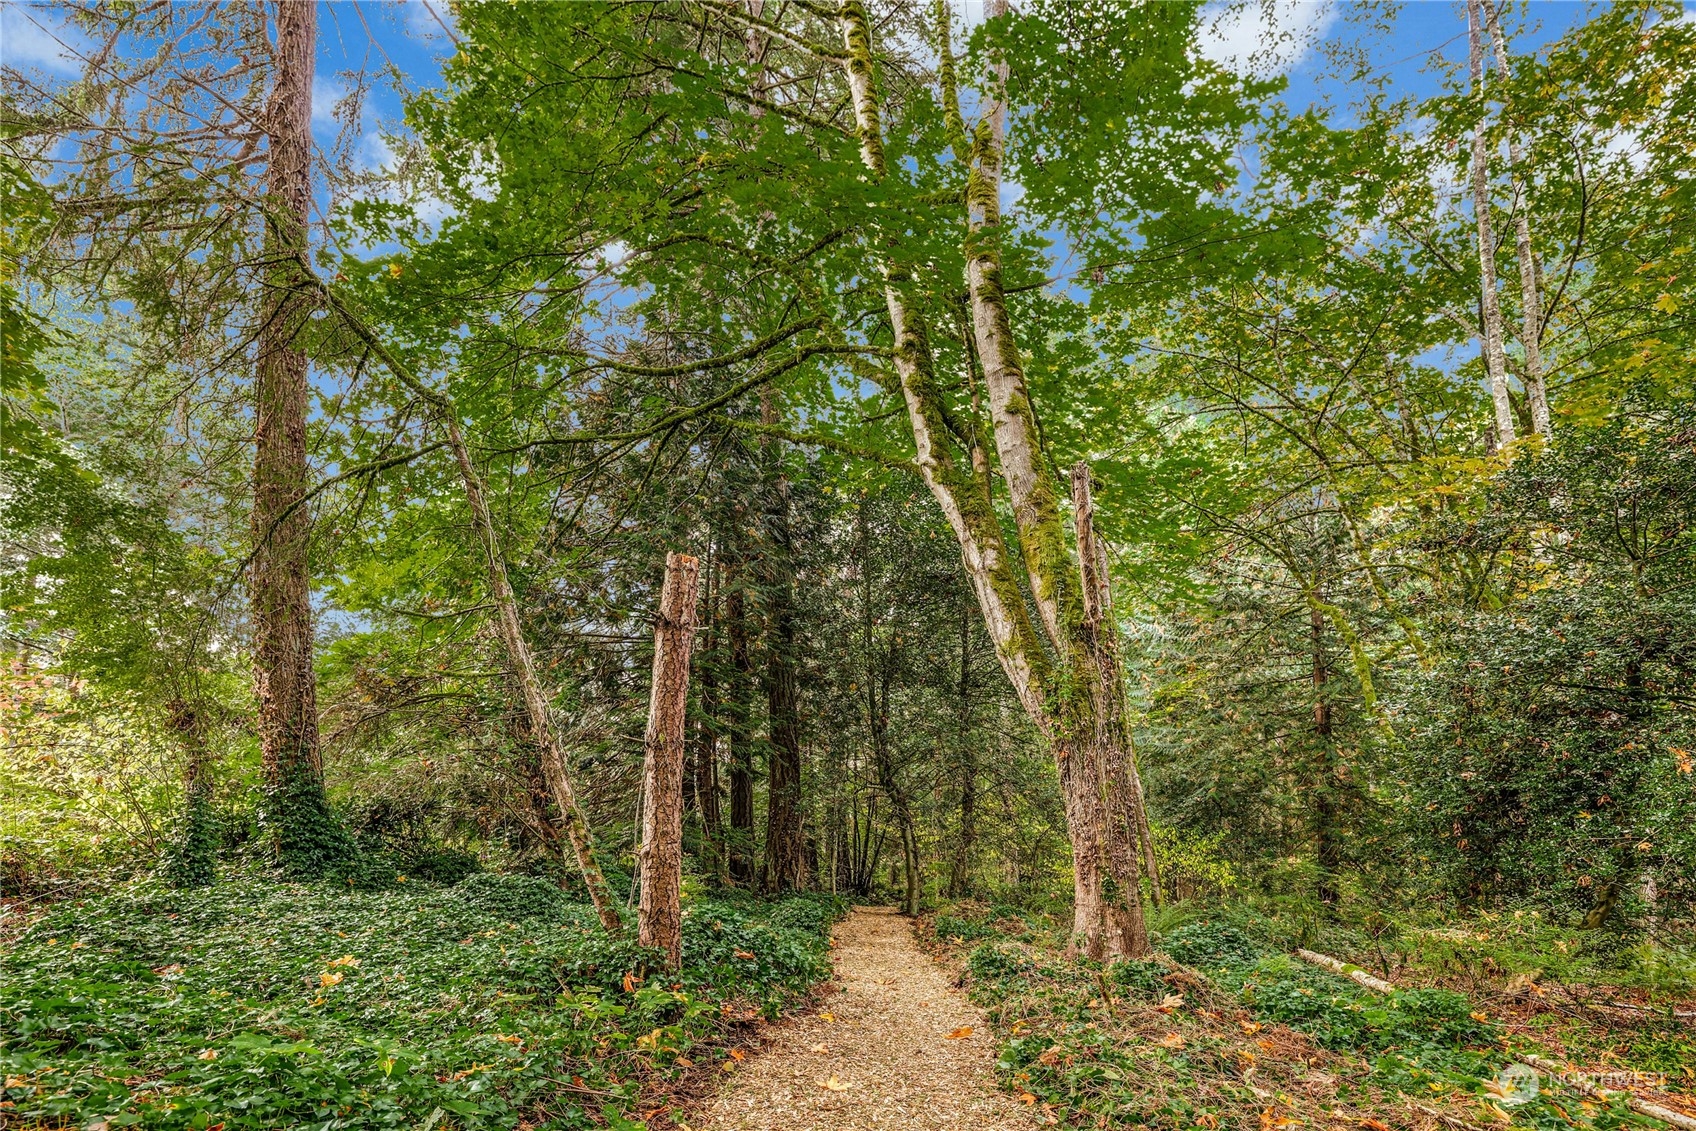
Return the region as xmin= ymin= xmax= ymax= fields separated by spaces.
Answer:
xmin=696 ymin=907 xmax=1034 ymax=1130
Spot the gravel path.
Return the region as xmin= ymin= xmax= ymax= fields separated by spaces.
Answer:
xmin=694 ymin=906 xmax=1035 ymax=1130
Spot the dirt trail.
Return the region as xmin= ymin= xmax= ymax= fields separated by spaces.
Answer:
xmin=693 ymin=906 xmax=1034 ymax=1130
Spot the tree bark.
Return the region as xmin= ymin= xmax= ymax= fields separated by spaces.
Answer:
xmin=252 ymin=0 xmax=349 ymax=874
xmin=639 ymin=552 xmax=700 ymax=970
xmin=839 ymin=0 xmax=1149 ymax=959
xmin=1468 ymin=0 xmax=1516 ymax=447
xmin=725 ymin=564 xmax=757 ymax=886
xmin=691 ymin=555 xmax=726 ymax=882
xmin=760 ymin=393 xmax=806 ymax=892
xmin=1481 ymin=0 xmax=1550 ymax=437
xmin=947 ymin=598 xmax=976 ymax=898
xmin=1073 ymin=464 xmax=1160 ymax=936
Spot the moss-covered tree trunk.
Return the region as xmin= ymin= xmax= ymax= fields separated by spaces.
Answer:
xmin=840 ymin=0 xmax=1151 ymax=958
xmin=252 ymin=0 xmax=351 ymax=875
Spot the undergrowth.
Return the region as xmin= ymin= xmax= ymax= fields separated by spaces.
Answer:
xmin=922 ymin=903 xmax=1677 ymax=1130
xmin=0 ymin=873 xmax=845 ymax=1129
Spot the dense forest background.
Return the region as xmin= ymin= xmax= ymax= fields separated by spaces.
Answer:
xmin=1 ymin=1 xmax=1694 ymax=1126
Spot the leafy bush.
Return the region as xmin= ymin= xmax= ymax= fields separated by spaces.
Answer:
xmin=454 ymin=871 xmax=571 ymax=922
xmin=0 ymin=874 xmax=835 ymax=1129
xmin=1161 ymin=922 xmax=1264 ymax=969
xmin=967 ymin=942 xmax=1034 ymax=981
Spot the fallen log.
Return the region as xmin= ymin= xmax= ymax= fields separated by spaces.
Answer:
xmin=1519 ymin=1053 xmax=1696 ymax=1131
xmin=1291 ymin=948 xmax=1696 ymax=1131
xmin=1293 ymin=948 xmax=1398 ymax=995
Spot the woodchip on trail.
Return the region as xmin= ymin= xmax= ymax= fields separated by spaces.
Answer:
xmin=692 ymin=905 xmax=1036 ymax=1130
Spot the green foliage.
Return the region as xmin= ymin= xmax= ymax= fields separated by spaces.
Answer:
xmin=161 ymin=779 xmax=219 ymax=889
xmin=0 ymin=877 xmax=836 ymax=1130
xmin=1161 ymin=923 xmax=1263 ymax=970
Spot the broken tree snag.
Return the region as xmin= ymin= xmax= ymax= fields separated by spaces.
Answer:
xmin=1293 ymin=948 xmax=1399 ymax=995
xmin=639 ymin=552 xmax=702 ymax=969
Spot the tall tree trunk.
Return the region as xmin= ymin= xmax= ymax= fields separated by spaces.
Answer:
xmin=1468 ymin=0 xmax=1516 ymax=447
xmin=1481 ymin=0 xmax=1551 ymax=437
xmin=639 ymin=552 xmax=700 ymax=970
xmin=692 ymin=555 xmax=726 ymax=882
xmin=725 ymin=567 xmax=757 ymax=886
xmin=947 ymin=598 xmax=976 ymax=898
xmin=760 ymin=394 xmax=806 ymax=892
xmin=839 ymin=0 xmax=1147 ymax=958
xmin=1073 ymin=464 xmax=1159 ymax=941
xmin=1310 ymin=603 xmax=1340 ymax=909
xmin=252 ymin=0 xmax=349 ymax=875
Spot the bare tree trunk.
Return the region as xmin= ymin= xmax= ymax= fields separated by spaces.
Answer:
xmin=312 ymin=270 xmax=621 ymax=931
xmin=760 ymin=393 xmax=806 ymax=892
xmin=1481 ymin=0 xmax=1550 ymax=437
xmin=1469 ymin=0 xmax=1516 ymax=446
xmin=639 ymin=552 xmax=700 ymax=970
xmin=443 ymin=416 xmax=622 ymax=931
xmin=252 ymin=0 xmax=349 ymax=874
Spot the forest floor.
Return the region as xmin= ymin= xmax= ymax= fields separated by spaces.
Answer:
xmin=693 ymin=906 xmax=1036 ymax=1130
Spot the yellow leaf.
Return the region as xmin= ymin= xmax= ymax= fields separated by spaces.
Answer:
xmin=328 ymin=955 xmax=360 ymax=968
xmin=388 ymin=263 xmax=403 ymax=279
xmin=1654 ymin=292 xmax=1679 ymax=314
xmin=945 ymin=1026 xmax=974 ymax=1040
xmin=319 ymin=971 xmax=344 ymax=987
xmin=1240 ymin=1020 xmax=1262 ymax=1035
xmin=1673 ymin=747 xmax=1693 ymax=774
xmin=1470 ymin=1011 xmax=1489 ymax=1023
xmin=197 ymin=1049 xmax=218 ymax=1061
xmin=819 ymin=1011 xmax=835 ymax=1022
xmin=1157 ymin=1033 xmax=1187 ymax=1049
xmin=495 ymin=1034 xmax=523 ymax=1045
xmin=819 ymin=1075 xmax=852 ymax=1091
xmin=1020 ymin=1092 xmax=1038 ymax=1105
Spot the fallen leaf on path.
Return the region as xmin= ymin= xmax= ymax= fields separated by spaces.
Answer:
xmin=819 ymin=1075 xmax=852 ymax=1091
xmin=1161 ymin=992 xmax=1185 ymax=1009
xmin=1020 ymin=1093 xmax=1038 ymax=1105
xmin=1156 ymin=1033 xmax=1186 ymax=1049
xmin=1240 ymin=1020 xmax=1262 ymax=1035
xmin=818 ymin=1011 xmax=834 ymax=1021
xmin=727 ymin=1048 xmax=746 ymax=1061
xmin=945 ymin=1026 xmax=974 ymax=1040
xmin=675 ymin=1056 xmax=694 ymax=1068
xmin=1258 ymin=1109 xmax=1300 ymax=1128
xmin=810 ymin=1042 xmax=829 ymax=1053
xmin=1358 ymin=1119 xmax=1391 ymax=1131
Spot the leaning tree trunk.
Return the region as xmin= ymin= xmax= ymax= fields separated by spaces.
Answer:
xmin=313 ymin=290 xmax=622 ymax=932
xmin=252 ymin=0 xmax=350 ymax=875
xmin=1468 ymin=0 xmax=1516 ymax=447
xmin=639 ymin=552 xmax=700 ymax=969
xmin=1481 ymin=0 xmax=1550 ymax=437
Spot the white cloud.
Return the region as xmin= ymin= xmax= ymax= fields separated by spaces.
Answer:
xmin=312 ymin=77 xmax=347 ymax=128
xmin=1195 ymin=0 xmax=1339 ymax=79
xmin=0 ymin=3 xmax=89 ymax=76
